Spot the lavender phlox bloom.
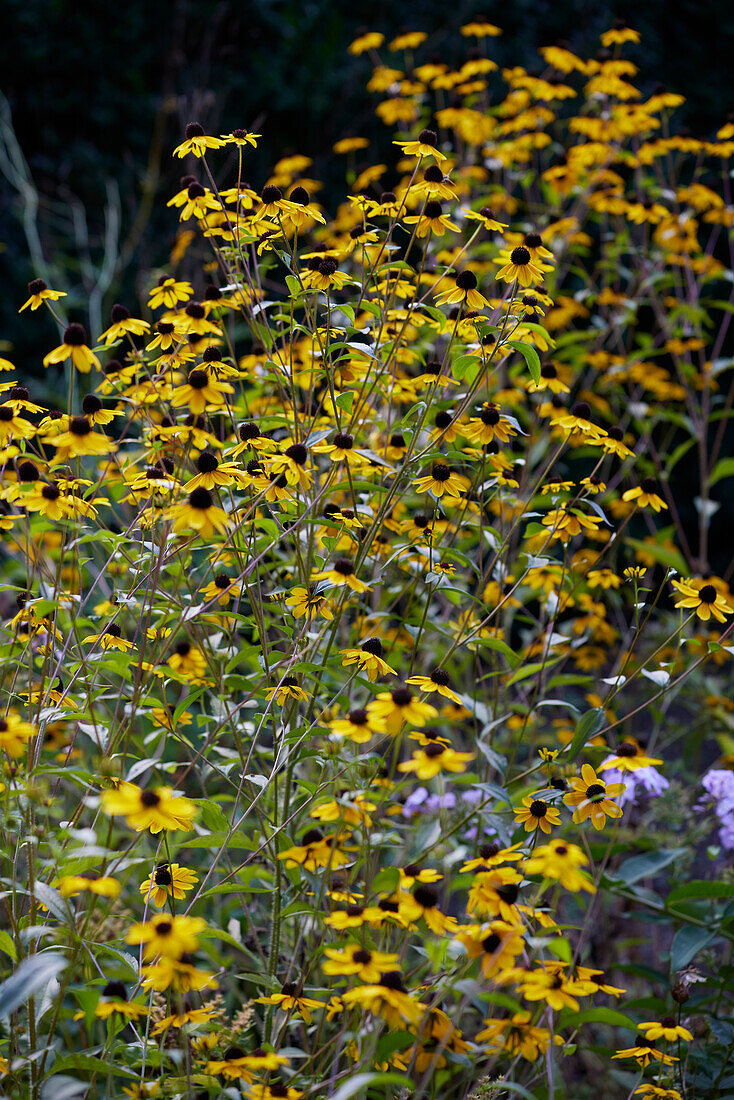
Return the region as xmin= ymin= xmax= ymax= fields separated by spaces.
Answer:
xmin=700 ymin=769 xmax=734 ymax=849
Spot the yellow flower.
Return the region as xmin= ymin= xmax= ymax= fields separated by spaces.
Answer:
xmin=329 ymin=707 xmax=386 ymax=743
xmin=563 ymin=764 xmax=625 ymax=829
xmin=173 ymin=122 xmax=226 ymax=158
xmin=322 ymin=944 xmax=400 ymax=982
xmin=0 ymin=711 xmax=38 ymax=756
xmin=367 ymin=686 xmax=438 ymax=735
xmin=264 ymin=677 xmax=311 ymax=704
xmin=406 ymin=669 xmax=461 ymax=704
xmin=339 ymin=638 xmax=397 ymax=680
xmin=256 ymin=982 xmax=323 ymax=1023
xmin=93 ymin=981 xmax=149 ymax=1020
xmin=313 ymin=558 xmax=370 ymax=593
xmin=126 ymin=913 xmax=207 ymax=960
xmin=623 ymin=478 xmax=668 ymax=511
xmin=47 ymin=416 xmax=116 ymax=461
xmin=672 ymin=577 xmax=733 ymax=622
xmin=19 ymin=278 xmax=67 ymax=312
xmin=42 ymin=324 xmax=100 ymax=373
xmin=513 ymin=794 xmax=561 ymax=834
xmin=284 ymin=584 xmax=334 ymax=620
xmin=413 ymin=463 xmax=468 ymax=498
xmin=434 ymin=270 xmax=489 ymax=311
xmin=398 ymin=741 xmax=475 ymax=779
xmin=348 ymin=31 xmax=384 ymax=55
xmin=166 ymin=488 xmax=231 ymax=539
xmin=101 ymin=781 xmax=198 ymax=833
xmin=82 ymin=625 xmax=134 ymax=652
xmin=140 ymin=862 xmax=199 ymax=908
xmin=56 ymin=875 xmax=120 ymax=899
xmin=98 ymin=304 xmax=150 ymax=344
xmin=523 ymin=839 xmax=596 ymax=893
xmin=638 ymin=1017 xmax=693 ymax=1043
xmin=456 ymin=920 xmax=525 ymax=977
xmin=599 ymin=740 xmax=663 ymax=772
xmin=495 ymin=245 xmax=545 ymax=287
xmin=394 ymin=128 xmax=446 ymax=162
xmin=342 ymin=974 xmax=423 ymax=1028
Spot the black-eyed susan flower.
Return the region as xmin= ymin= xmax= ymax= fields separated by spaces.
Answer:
xmin=637 ymin=1017 xmax=693 ymax=1043
xmin=435 ymin=270 xmax=489 ymax=311
xmin=404 ymin=200 xmax=459 ymax=237
xmin=284 ymin=584 xmax=333 ymax=620
xmin=56 ymin=875 xmax=120 ymax=899
xmin=405 ymin=668 xmax=461 ymax=704
xmin=42 ymin=323 xmax=100 ymax=373
xmin=264 ymin=676 xmax=311 ymax=704
xmin=249 ymin=1083 xmax=302 ymax=1100
xmin=413 ymin=463 xmax=468 ymax=498
xmin=514 ymin=795 xmax=562 ymax=834
xmin=93 ymin=981 xmax=149 ymax=1020
xmin=523 ymin=839 xmax=596 ymax=893
xmin=599 ymin=740 xmax=663 ymax=772
xmin=19 ymin=278 xmax=67 ymax=312
xmin=99 ymin=304 xmax=150 ymax=345
xmin=141 ymin=956 xmax=217 ymax=993
xmin=394 ymin=128 xmax=446 ymax=162
xmin=476 ymin=1011 xmax=557 ymax=1062
xmin=329 ymin=707 xmax=386 ymax=743
xmin=495 ymin=245 xmax=544 ymax=287
xmin=140 ymin=862 xmax=198 ymax=908
xmin=563 ymin=764 xmax=624 ymax=829
xmin=148 ymin=277 xmax=193 ymax=310
xmin=456 ymin=920 xmax=525 ymax=978
xmin=342 ymin=972 xmax=423 ymax=1027
xmin=126 ymin=913 xmax=207 ymax=960
xmin=101 ymin=781 xmax=197 ymax=833
xmin=672 ymin=578 xmax=733 ymax=622
xmin=367 ymin=686 xmax=438 ymax=735
xmin=322 ymin=944 xmax=400 ymax=983
xmin=339 ymin=638 xmax=396 ymax=680
xmin=256 ymin=982 xmax=323 ymax=1023
xmin=463 ymin=404 xmax=517 ymax=446
xmin=399 ymin=885 xmax=458 ymax=934
xmin=82 ymin=623 xmax=134 ymax=652
xmin=220 ymin=128 xmax=260 ymax=148
xmin=166 ymin=488 xmax=231 ymax=538
xmin=611 ymin=1041 xmax=678 ymax=1067
xmin=313 ymin=557 xmax=370 ymax=593
xmin=151 ymin=1006 xmax=215 ymax=1034
xmin=623 ymin=477 xmax=668 ymax=511
xmin=167 ymin=640 xmax=207 ymax=679
xmin=398 ymin=741 xmax=475 ymax=779
xmin=47 ymin=416 xmax=117 ymax=461
xmin=171 ymin=368 xmax=233 ymax=415
xmin=173 ymin=122 xmax=226 ymax=159
xmin=278 ymin=828 xmax=351 ymax=871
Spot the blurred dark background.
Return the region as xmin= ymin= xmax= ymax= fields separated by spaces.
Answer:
xmin=1 ymin=0 xmax=733 ymax=572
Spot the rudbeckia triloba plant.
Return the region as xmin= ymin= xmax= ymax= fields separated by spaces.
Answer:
xmin=2 ymin=19 xmax=734 ymax=1100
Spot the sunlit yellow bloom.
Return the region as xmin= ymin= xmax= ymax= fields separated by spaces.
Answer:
xmin=101 ymin=781 xmax=198 ymax=833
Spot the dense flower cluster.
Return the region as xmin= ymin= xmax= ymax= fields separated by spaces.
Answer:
xmin=1 ymin=19 xmax=733 ymax=1100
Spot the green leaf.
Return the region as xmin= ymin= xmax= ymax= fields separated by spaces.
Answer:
xmin=562 ymin=1007 xmax=637 ymax=1030
xmin=667 ymin=881 xmax=734 ymax=904
xmin=0 ymin=930 xmax=16 ymax=961
xmin=669 ymin=925 xmax=718 ymax=971
xmin=285 ymin=275 xmax=302 ymax=298
xmin=611 ymin=848 xmax=687 ymax=886
xmin=453 ymin=353 xmax=480 ymax=382
xmin=507 ymin=656 xmax=561 ymax=686
xmin=0 ymin=952 xmax=66 ymax=1018
xmin=506 ymin=340 xmax=541 ymax=385
xmin=330 ymin=1072 xmax=414 ymax=1100
xmin=335 ymin=391 xmax=354 ymax=412
xmin=565 ymin=708 xmax=605 ymax=761
xmin=709 ymin=457 xmax=734 ymax=488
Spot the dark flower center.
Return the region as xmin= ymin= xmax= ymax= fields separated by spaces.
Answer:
xmin=290 ymin=185 xmax=310 ymax=205
xmin=188 ymin=369 xmax=208 ymax=389
xmin=110 ymin=304 xmax=130 ymax=323
xmin=585 ymin=783 xmax=606 ymax=801
xmin=28 ymin=278 xmax=47 ymax=295
xmin=239 ymin=422 xmax=261 ymax=441
xmin=360 ymin=637 xmax=383 ymax=657
xmin=333 ymin=558 xmax=354 ymax=576
xmin=63 ymin=323 xmax=86 ymax=346
xmin=414 ymin=885 xmax=438 ymax=908
xmin=482 ymin=933 xmax=501 ymax=953
xmin=379 ymin=970 xmax=406 ymax=991
xmin=423 ymin=742 xmax=445 ymax=758
xmin=261 ymin=184 xmax=282 ymax=203
xmin=530 ymin=800 xmax=548 ymax=817
xmin=189 ymin=488 xmax=213 ymax=510
xmin=496 ymin=883 xmax=519 ymax=904
xmin=349 ymin=708 xmax=368 ymax=725
xmin=301 ymin=829 xmax=324 ymax=845
xmin=197 ymin=451 xmax=219 ymax=473
xmin=641 ymin=477 xmax=658 ymax=493
xmin=572 ymin=402 xmax=591 ymax=419
xmin=699 ymin=584 xmax=717 ymax=603
xmin=510 ymin=246 xmax=531 ymax=265
xmin=455 ymin=270 xmax=478 ymax=290
xmin=353 ymin=948 xmax=372 ymax=964
xmin=480 ymin=405 xmax=500 ymax=425
xmin=140 ymin=789 xmax=161 ymax=808
xmin=616 ymin=742 xmax=638 ymax=757
xmin=541 ymin=363 xmax=557 ymax=378
xmin=41 ymin=484 xmax=61 ymax=501
xmin=103 ymin=980 xmax=127 ymax=999
xmin=154 ymin=864 xmax=173 ymax=886
xmin=418 ymin=129 xmax=438 ymax=146
xmin=431 ymin=464 xmax=450 ymax=481
xmin=185 ymin=122 xmax=204 ymax=138
xmin=69 ymin=416 xmax=91 ymax=436
xmin=334 ymin=433 xmax=354 ymax=450
xmin=425 ymin=200 xmax=443 ymax=219
xmin=285 ymin=443 xmax=307 ymax=465
xmin=18 ymin=461 xmax=39 ymax=481
xmin=391 ymin=687 xmax=413 ymax=707
xmin=524 ymin=232 xmax=543 ymax=248
xmin=82 ymin=394 xmax=102 ymax=415
xmin=479 ymin=843 xmax=500 ymax=859
xmin=423 ymin=165 xmax=443 ymax=182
